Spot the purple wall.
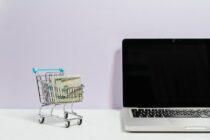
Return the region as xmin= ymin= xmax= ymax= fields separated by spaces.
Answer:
xmin=0 ymin=0 xmax=210 ymax=108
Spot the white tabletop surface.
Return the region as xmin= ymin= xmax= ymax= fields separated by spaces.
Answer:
xmin=0 ymin=109 xmax=210 ymax=140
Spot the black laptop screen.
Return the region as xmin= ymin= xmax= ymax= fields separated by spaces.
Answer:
xmin=123 ymin=39 xmax=210 ymax=107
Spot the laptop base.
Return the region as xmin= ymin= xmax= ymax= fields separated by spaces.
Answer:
xmin=122 ymin=108 xmax=210 ymax=132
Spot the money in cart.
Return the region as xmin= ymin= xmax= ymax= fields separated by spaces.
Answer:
xmin=32 ymin=67 xmax=84 ymax=128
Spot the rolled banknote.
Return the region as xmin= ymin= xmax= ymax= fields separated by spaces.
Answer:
xmin=51 ymin=75 xmax=81 ymax=86
xmin=50 ymin=75 xmax=83 ymax=104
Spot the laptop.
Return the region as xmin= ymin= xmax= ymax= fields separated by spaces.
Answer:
xmin=121 ymin=39 xmax=210 ymax=132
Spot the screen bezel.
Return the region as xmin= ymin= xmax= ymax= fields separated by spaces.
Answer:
xmin=122 ymin=38 xmax=210 ymax=108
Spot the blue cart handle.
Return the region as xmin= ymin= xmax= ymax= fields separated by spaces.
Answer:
xmin=32 ymin=67 xmax=64 ymax=74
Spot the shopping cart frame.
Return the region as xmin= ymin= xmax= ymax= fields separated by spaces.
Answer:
xmin=32 ymin=68 xmax=83 ymax=128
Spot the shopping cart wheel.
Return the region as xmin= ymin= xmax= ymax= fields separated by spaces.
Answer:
xmin=39 ymin=117 xmax=45 ymax=124
xmin=64 ymin=112 xmax=68 ymax=119
xmin=65 ymin=121 xmax=70 ymax=128
xmin=77 ymin=119 xmax=82 ymax=125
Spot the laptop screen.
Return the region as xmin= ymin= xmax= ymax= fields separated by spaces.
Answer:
xmin=123 ymin=39 xmax=210 ymax=107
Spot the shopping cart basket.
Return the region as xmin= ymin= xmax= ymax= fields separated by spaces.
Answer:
xmin=32 ymin=67 xmax=84 ymax=128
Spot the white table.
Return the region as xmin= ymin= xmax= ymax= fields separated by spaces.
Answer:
xmin=0 ymin=109 xmax=210 ymax=140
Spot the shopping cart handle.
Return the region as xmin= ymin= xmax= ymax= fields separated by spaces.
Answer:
xmin=32 ymin=67 xmax=64 ymax=73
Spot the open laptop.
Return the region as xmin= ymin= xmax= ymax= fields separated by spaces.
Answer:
xmin=121 ymin=39 xmax=210 ymax=132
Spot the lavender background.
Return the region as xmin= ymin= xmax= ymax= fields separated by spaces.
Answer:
xmin=0 ymin=0 xmax=210 ymax=108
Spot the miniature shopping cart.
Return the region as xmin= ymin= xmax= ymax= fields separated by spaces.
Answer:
xmin=32 ymin=67 xmax=84 ymax=128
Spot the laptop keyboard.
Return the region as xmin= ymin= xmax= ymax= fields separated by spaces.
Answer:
xmin=131 ymin=109 xmax=210 ymax=118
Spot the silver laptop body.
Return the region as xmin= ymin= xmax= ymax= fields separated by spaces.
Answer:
xmin=122 ymin=39 xmax=210 ymax=132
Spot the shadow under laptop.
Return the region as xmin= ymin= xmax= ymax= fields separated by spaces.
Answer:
xmin=111 ymin=49 xmax=123 ymax=109
xmin=111 ymin=49 xmax=125 ymax=132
